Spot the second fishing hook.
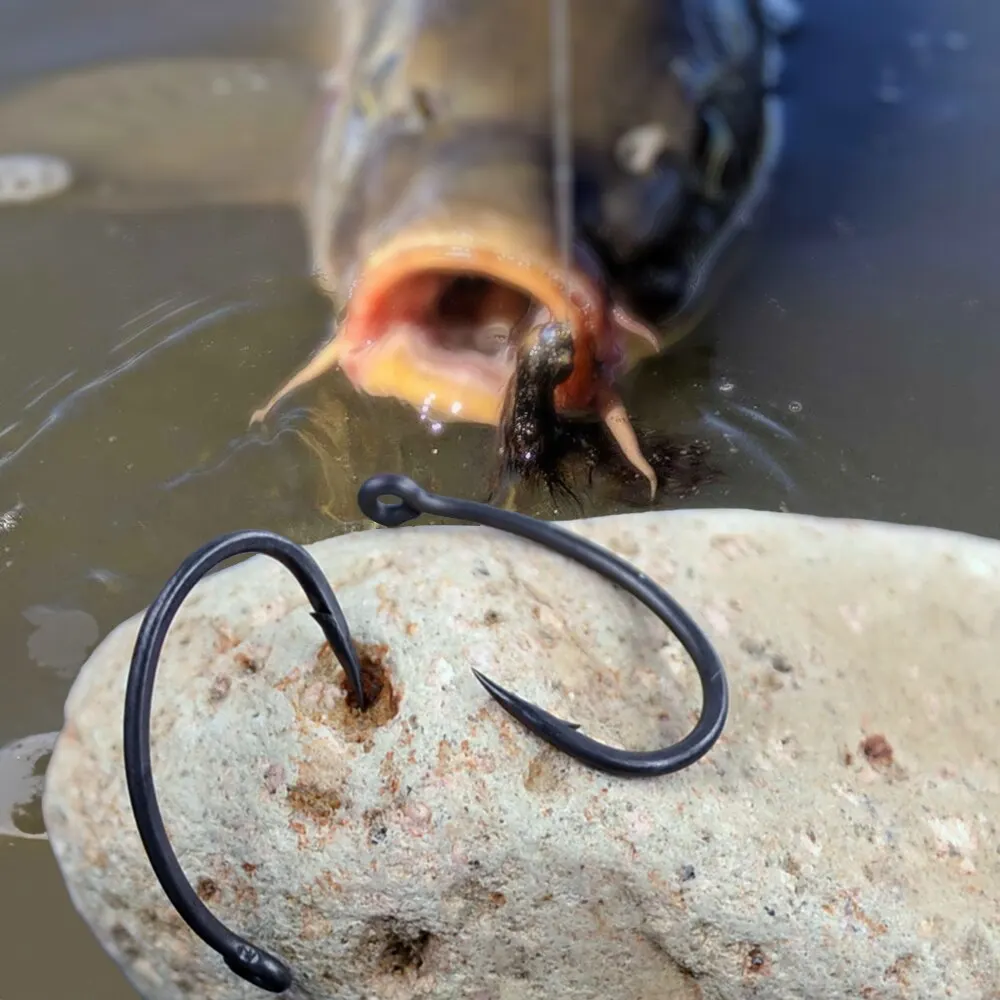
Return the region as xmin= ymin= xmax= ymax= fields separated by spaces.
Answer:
xmin=357 ymin=473 xmax=729 ymax=779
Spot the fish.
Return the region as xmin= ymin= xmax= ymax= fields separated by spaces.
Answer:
xmin=250 ymin=0 xmax=802 ymax=498
xmin=0 ymin=0 xmax=802 ymax=500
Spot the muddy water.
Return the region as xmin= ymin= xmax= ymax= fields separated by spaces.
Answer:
xmin=1 ymin=0 xmax=998 ymax=995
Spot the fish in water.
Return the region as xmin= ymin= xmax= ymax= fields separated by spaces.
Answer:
xmin=0 ymin=0 xmax=802 ymax=501
xmin=250 ymin=0 xmax=802 ymax=499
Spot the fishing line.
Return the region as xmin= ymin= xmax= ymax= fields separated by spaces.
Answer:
xmin=549 ymin=0 xmax=574 ymax=323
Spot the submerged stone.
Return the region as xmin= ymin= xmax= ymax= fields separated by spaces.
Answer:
xmin=42 ymin=509 xmax=1000 ymax=999
xmin=1 ymin=731 xmax=57 ymax=840
xmin=0 ymin=154 xmax=72 ymax=204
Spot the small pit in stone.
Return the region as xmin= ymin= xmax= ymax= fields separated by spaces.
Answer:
xmin=860 ymin=733 xmax=894 ymax=771
xmin=235 ymin=651 xmax=260 ymax=673
xmin=287 ymin=782 xmax=343 ymax=823
xmin=364 ymin=807 xmax=389 ymax=845
xmin=196 ymin=877 xmax=220 ymax=904
xmin=110 ymin=923 xmax=141 ymax=962
xmin=342 ymin=643 xmax=393 ymax=711
xmin=366 ymin=917 xmax=436 ymax=977
xmin=743 ymin=945 xmax=771 ymax=976
xmin=308 ymin=640 xmax=401 ymax=741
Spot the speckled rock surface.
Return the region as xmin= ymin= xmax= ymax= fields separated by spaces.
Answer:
xmin=42 ymin=509 xmax=1000 ymax=999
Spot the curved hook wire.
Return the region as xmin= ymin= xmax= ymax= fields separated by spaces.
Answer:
xmin=122 ymin=478 xmax=728 ymax=995
xmin=357 ymin=473 xmax=729 ymax=778
xmin=123 ymin=530 xmax=367 ymax=994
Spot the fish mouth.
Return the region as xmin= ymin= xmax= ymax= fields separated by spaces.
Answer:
xmin=334 ymin=233 xmax=609 ymax=426
xmin=251 ymin=229 xmax=606 ymax=428
xmin=250 ymin=227 xmax=662 ymax=496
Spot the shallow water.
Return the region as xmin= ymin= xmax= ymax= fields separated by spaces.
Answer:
xmin=1 ymin=0 xmax=999 ymax=995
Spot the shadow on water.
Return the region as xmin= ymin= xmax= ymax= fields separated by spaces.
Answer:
xmin=1 ymin=0 xmax=999 ymax=996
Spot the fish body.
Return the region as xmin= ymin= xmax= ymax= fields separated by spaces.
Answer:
xmin=255 ymin=0 xmax=800 ymax=487
xmin=0 ymin=0 xmax=801 ymax=492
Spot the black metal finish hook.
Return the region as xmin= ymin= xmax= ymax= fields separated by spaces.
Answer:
xmin=358 ymin=474 xmax=729 ymax=778
xmin=122 ymin=477 xmax=728 ymax=994
xmin=123 ymin=530 xmax=367 ymax=994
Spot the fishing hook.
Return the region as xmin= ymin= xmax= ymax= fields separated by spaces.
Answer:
xmin=123 ymin=476 xmax=728 ymax=994
xmin=358 ymin=474 xmax=728 ymax=778
xmin=123 ymin=532 xmax=366 ymax=994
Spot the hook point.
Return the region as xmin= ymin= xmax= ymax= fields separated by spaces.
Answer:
xmin=311 ymin=611 xmax=367 ymax=711
xmin=472 ymin=669 xmax=579 ymax=739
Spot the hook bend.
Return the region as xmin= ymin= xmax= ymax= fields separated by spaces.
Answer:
xmin=123 ymin=530 xmax=366 ymax=993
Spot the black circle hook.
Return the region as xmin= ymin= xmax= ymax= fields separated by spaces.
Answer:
xmin=358 ymin=473 xmax=729 ymax=778
xmin=123 ymin=530 xmax=369 ymax=994
xmin=123 ymin=477 xmax=729 ymax=994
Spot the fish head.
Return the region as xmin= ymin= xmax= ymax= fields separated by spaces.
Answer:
xmin=324 ymin=214 xmax=607 ymax=428
xmin=287 ymin=187 xmax=671 ymax=500
xmin=267 ymin=119 xmax=658 ymax=432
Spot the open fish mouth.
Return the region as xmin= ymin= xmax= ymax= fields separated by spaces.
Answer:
xmin=340 ymin=296 xmax=519 ymax=425
xmin=249 ymin=226 xmax=666 ymax=492
xmin=251 ymin=228 xmax=619 ymax=428
xmin=332 ymin=237 xmax=601 ymax=426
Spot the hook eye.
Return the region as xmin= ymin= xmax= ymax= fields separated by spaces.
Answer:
xmin=357 ymin=473 xmax=426 ymax=527
xmin=357 ymin=474 xmax=729 ymax=777
xmin=123 ymin=530 xmax=368 ymax=993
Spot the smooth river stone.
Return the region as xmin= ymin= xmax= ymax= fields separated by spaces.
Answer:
xmin=42 ymin=509 xmax=1000 ymax=999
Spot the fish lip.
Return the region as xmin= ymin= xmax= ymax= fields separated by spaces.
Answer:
xmin=338 ymin=323 xmax=517 ymax=424
xmin=333 ymin=232 xmax=609 ymax=426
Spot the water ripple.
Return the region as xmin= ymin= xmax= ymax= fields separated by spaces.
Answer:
xmin=0 ymin=296 xmax=252 ymax=473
